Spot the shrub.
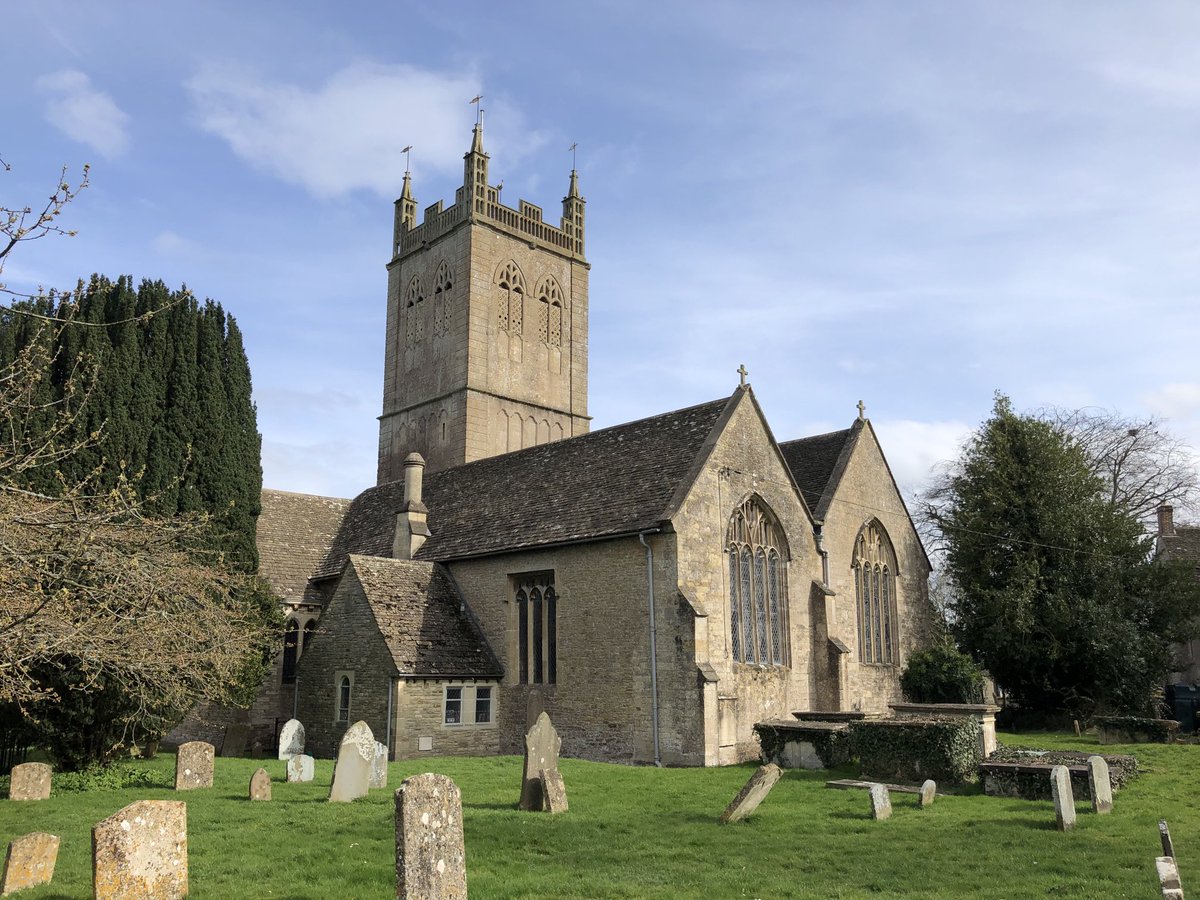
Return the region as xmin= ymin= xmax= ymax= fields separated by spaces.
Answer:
xmin=849 ymin=716 xmax=982 ymax=784
xmin=900 ymin=642 xmax=984 ymax=704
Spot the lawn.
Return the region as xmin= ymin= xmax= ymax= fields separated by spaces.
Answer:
xmin=0 ymin=731 xmax=1192 ymax=898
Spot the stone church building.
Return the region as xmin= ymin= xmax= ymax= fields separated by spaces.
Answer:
xmin=236 ymin=124 xmax=934 ymax=765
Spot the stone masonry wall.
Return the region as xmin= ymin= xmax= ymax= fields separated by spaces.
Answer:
xmin=392 ymin=680 xmax=501 ymax=760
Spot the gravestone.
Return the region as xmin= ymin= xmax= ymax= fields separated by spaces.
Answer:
xmin=8 ymin=762 xmax=51 ymax=801
xmin=919 ymin=779 xmax=937 ymax=808
xmin=1157 ymin=857 xmax=1184 ymax=900
xmin=1087 ymin=755 xmax=1112 ymax=815
xmin=287 ymin=754 xmax=315 ymax=784
xmin=1 ymin=832 xmax=59 ymax=895
xmin=519 ymin=712 xmax=561 ymax=811
xmin=540 ymin=767 xmax=568 ymax=814
xmin=869 ymin=783 xmax=892 ymax=820
xmin=221 ymin=723 xmax=249 ymax=758
xmin=1050 ymin=764 xmax=1075 ymax=831
xmin=141 ymin=740 xmax=160 ymax=760
xmin=329 ymin=721 xmax=374 ymax=803
xmin=92 ymin=800 xmax=187 ymax=899
xmin=370 ymin=741 xmax=388 ymax=789
xmin=174 ymin=741 xmax=215 ymax=791
xmin=249 ymin=767 xmax=271 ymax=801
xmin=278 ymin=719 xmax=305 ymax=760
xmin=395 ymin=773 xmax=467 ymax=900
xmin=719 ymin=763 xmax=783 ymax=824
xmin=250 ymin=739 xmax=265 ymax=759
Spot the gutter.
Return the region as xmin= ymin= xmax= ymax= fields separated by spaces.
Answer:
xmin=639 ymin=529 xmax=663 ymax=767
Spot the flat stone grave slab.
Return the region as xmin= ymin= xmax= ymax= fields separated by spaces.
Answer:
xmin=174 ymin=741 xmax=215 ymax=791
xmin=869 ymin=783 xmax=892 ymax=820
xmin=92 ymin=800 xmax=187 ymax=899
xmin=396 ymin=773 xmax=467 ymax=900
xmin=826 ymin=779 xmax=945 ymax=797
xmin=370 ymin=741 xmax=388 ymax=789
xmin=720 ymin=763 xmax=783 ymax=824
xmin=1050 ymin=765 xmax=1075 ymax=832
xmin=278 ymin=718 xmax=305 ymax=760
xmin=540 ymin=767 xmax=568 ymax=814
xmin=519 ymin=712 xmax=561 ymax=811
xmin=330 ymin=721 xmax=374 ymax=803
xmin=249 ymin=767 xmax=271 ymax=801
xmin=8 ymin=762 xmax=51 ymax=800
xmin=287 ymin=754 xmax=315 ymax=783
xmin=2 ymin=831 xmax=59 ymax=894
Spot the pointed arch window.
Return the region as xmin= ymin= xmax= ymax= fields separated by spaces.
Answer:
xmin=514 ymin=571 xmax=556 ymax=684
xmin=282 ymin=619 xmax=299 ymax=683
xmin=535 ymin=277 xmax=564 ymax=346
xmin=854 ymin=520 xmax=899 ymax=665
xmin=404 ymin=276 xmax=424 ymax=351
xmin=433 ymin=260 xmax=453 ymax=338
xmin=727 ymin=496 xmax=789 ymax=666
xmin=496 ymin=261 xmax=525 ymax=334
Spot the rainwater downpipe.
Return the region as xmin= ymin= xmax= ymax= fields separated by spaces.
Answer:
xmin=815 ymin=523 xmax=830 ymax=587
xmin=639 ymin=530 xmax=663 ymax=767
xmin=385 ymin=676 xmax=396 ymax=756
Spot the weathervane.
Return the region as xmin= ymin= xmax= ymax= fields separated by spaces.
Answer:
xmin=401 ymin=145 xmax=413 ymax=175
xmin=469 ymin=94 xmax=484 ymax=126
xmin=569 ymin=142 xmax=578 ymax=169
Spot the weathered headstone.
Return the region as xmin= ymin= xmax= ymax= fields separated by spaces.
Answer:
xmin=142 ymin=740 xmax=160 ymax=760
xmin=1087 ymin=755 xmax=1112 ymax=815
xmin=249 ymin=767 xmax=271 ymax=801
xmin=868 ymin=783 xmax=892 ymax=820
xmin=220 ymin=723 xmax=249 ymax=758
xmin=250 ymin=739 xmax=265 ymax=760
xmin=918 ymin=779 xmax=937 ymax=808
xmin=719 ymin=763 xmax=784 ymax=824
xmin=278 ymin=718 xmax=305 ymax=760
xmin=395 ymin=773 xmax=467 ymax=900
xmin=329 ymin=721 xmax=374 ymax=803
xmin=370 ymin=741 xmax=388 ymax=789
xmin=8 ymin=762 xmax=51 ymax=801
xmin=1 ymin=832 xmax=59 ymax=895
xmin=92 ymin=800 xmax=187 ymax=899
xmin=1157 ymin=856 xmax=1184 ymax=900
xmin=519 ymin=712 xmax=561 ymax=811
xmin=540 ymin=767 xmax=568 ymax=814
xmin=1050 ymin=764 xmax=1076 ymax=831
xmin=174 ymin=741 xmax=215 ymax=791
xmin=287 ymin=754 xmax=315 ymax=784
xmin=1161 ymin=820 xmax=1177 ymax=858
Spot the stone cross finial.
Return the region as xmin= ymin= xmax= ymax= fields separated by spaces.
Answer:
xmin=569 ymin=142 xmax=578 ymax=168
xmin=856 ymin=400 xmax=866 ymax=420
xmin=470 ymin=94 xmax=483 ymax=125
xmin=737 ymin=364 xmax=749 ymax=388
xmin=401 ymin=145 xmax=412 ymax=175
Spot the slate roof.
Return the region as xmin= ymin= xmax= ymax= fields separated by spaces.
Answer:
xmin=257 ymin=489 xmax=351 ymax=604
xmin=1158 ymin=526 xmax=1200 ymax=569
xmin=348 ymin=555 xmax=503 ymax=678
xmin=314 ymin=393 xmax=736 ymax=575
xmin=778 ymin=424 xmax=857 ymax=519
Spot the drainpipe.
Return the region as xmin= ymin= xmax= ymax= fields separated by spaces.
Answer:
xmin=815 ymin=523 xmax=830 ymax=587
xmin=638 ymin=530 xmax=663 ymax=767
xmin=385 ymin=676 xmax=396 ymax=757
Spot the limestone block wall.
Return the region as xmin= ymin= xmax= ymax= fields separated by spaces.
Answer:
xmin=669 ymin=392 xmax=824 ymax=764
xmin=392 ymin=680 xmax=501 ymax=760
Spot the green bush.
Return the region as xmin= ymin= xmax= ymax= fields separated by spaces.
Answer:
xmin=849 ymin=716 xmax=982 ymax=784
xmin=900 ymin=642 xmax=984 ymax=704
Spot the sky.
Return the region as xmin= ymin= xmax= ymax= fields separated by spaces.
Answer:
xmin=5 ymin=1 xmax=1200 ymax=513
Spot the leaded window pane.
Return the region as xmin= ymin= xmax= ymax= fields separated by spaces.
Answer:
xmin=768 ymin=550 xmax=782 ymax=665
xmin=862 ymin=566 xmax=873 ymax=663
xmin=739 ymin=547 xmax=754 ymax=663
xmin=882 ymin=571 xmax=892 ymax=664
xmin=546 ymin=586 xmax=558 ymax=685
xmin=516 ymin=588 xmax=528 ymax=684
xmin=729 ymin=550 xmax=741 ymax=661
xmin=754 ymin=549 xmax=768 ymax=662
xmin=531 ymin=587 xmax=543 ymax=684
xmin=873 ymin=566 xmax=883 ymax=665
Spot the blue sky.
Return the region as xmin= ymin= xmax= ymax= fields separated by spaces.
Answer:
xmin=5 ymin=1 xmax=1200 ymax=508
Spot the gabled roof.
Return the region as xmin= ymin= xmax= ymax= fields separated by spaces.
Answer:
xmin=1158 ymin=527 xmax=1200 ymax=568
xmin=314 ymin=393 xmax=736 ymax=574
xmin=257 ymin=488 xmax=351 ymax=603
xmin=778 ymin=423 xmax=859 ymax=520
xmin=347 ymin=555 xmax=503 ymax=678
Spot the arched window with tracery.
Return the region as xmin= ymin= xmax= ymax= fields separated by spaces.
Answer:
xmin=302 ymin=619 xmax=317 ymax=652
xmin=727 ymin=496 xmax=789 ymax=665
xmin=854 ymin=520 xmax=899 ymax=665
xmin=404 ymin=276 xmax=424 ymax=351
xmin=282 ymin=619 xmax=299 ymax=683
xmin=534 ymin=276 xmax=563 ymax=346
xmin=496 ymin=261 xmax=525 ymax=334
xmin=433 ymin=260 xmax=453 ymax=338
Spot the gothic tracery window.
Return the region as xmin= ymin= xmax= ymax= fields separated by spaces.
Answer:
xmin=496 ymin=261 xmax=525 ymax=334
xmin=404 ymin=276 xmax=424 ymax=351
xmin=854 ymin=520 xmax=899 ymax=665
xmin=514 ymin=571 xmax=556 ymax=684
xmin=727 ymin=496 xmax=789 ymax=665
xmin=433 ymin=260 xmax=453 ymax=338
xmin=535 ymin=277 xmax=563 ymax=346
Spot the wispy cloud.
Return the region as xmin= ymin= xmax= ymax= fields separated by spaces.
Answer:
xmin=35 ymin=69 xmax=130 ymax=158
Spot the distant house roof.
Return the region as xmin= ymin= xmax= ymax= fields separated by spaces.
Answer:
xmin=778 ymin=423 xmax=858 ymax=520
xmin=347 ymin=555 xmax=503 ymax=679
xmin=314 ymin=393 xmax=737 ymax=576
xmin=257 ymin=489 xmax=351 ymax=604
xmin=1158 ymin=526 xmax=1200 ymax=569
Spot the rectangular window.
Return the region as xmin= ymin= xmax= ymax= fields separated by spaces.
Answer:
xmin=475 ymin=687 xmax=492 ymax=724
xmin=444 ymin=686 xmax=462 ymax=725
xmin=514 ymin=572 xmax=556 ymax=685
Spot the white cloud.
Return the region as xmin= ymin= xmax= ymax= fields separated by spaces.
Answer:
xmin=35 ymin=69 xmax=130 ymax=158
xmin=869 ymin=419 xmax=974 ymax=501
xmin=186 ymin=62 xmax=540 ymax=199
xmin=1143 ymin=383 xmax=1200 ymax=420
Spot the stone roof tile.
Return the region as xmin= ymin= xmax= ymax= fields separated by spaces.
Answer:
xmin=778 ymin=427 xmax=855 ymax=518
xmin=257 ymin=489 xmax=351 ymax=604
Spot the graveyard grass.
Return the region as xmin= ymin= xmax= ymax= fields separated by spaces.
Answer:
xmin=0 ymin=732 xmax=1194 ymax=898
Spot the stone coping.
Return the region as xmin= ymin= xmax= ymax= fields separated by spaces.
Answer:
xmin=980 ymin=760 xmax=1087 ymax=776
xmin=890 ymin=703 xmax=1000 ymax=715
xmin=760 ymin=719 xmax=849 ymax=733
xmin=792 ymin=710 xmax=868 ymax=722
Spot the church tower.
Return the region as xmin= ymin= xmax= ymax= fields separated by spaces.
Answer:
xmin=378 ymin=121 xmax=590 ymax=483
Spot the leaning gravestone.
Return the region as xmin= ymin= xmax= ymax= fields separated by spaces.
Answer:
xmin=869 ymin=783 xmax=892 ymax=820
xmin=278 ymin=719 xmax=305 ymax=760
xmin=8 ymin=762 xmax=51 ymax=800
xmin=287 ymin=754 xmax=315 ymax=784
xmin=92 ymin=800 xmax=187 ymax=899
xmin=175 ymin=741 xmax=215 ymax=791
xmin=329 ymin=721 xmax=374 ymax=803
xmin=1157 ymin=856 xmax=1184 ymax=900
xmin=540 ymin=767 xmax=568 ymax=814
xmin=1087 ymin=755 xmax=1113 ymax=815
xmin=370 ymin=741 xmax=389 ymax=789
xmin=249 ymin=768 xmax=271 ymax=801
xmin=395 ymin=773 xmax=467 ymax=900
xmin=1050 ymin=764 xmax=1076 ymax=831
xmin=719 ymin=763 xmax=784 ymax=824
xmin=919 ymin=779 xmax=937 ymax=808
xmin=221 ymin=722 xmax=249 ymax=758
xmin=519 ymin=712 xmax=562 ymax=811
xmin=1 ymin=832 xmax=59 ymax=894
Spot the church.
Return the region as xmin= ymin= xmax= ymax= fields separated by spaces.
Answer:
xmin=250 ymin=122 xmax=935 ymax=766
